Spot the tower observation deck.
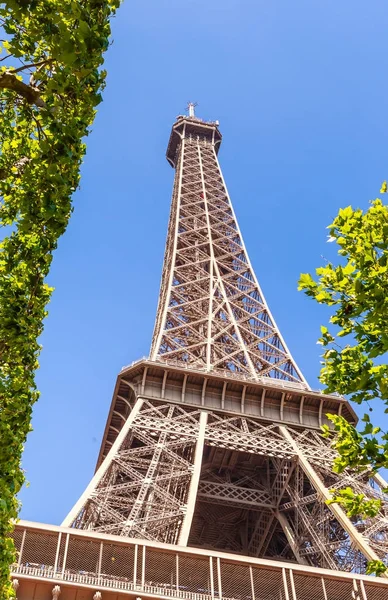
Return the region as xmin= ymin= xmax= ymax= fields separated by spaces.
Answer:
xmin=9 ymin=109 xmax=388 ymax=600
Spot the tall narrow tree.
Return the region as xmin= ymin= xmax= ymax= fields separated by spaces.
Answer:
xmin=0 ymin=0 xmax=121 ymax=596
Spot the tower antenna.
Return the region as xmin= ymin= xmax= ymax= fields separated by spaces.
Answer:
xmin=186 ymin=101 xmax=198 ymax=118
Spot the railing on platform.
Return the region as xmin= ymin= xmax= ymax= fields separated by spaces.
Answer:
xmin=10 ymin=521 xmax=388 ymax=600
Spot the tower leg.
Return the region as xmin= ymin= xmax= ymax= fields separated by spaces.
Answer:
xmin=61 ymin=398 xmax=144 ymax=528
xmin=178 ymin=411 xmax=208 ymax=545
xmin=279 ymin=425 xmax=387 ymax=575
xmin=62 ymin=399 xmax=207 ymax=544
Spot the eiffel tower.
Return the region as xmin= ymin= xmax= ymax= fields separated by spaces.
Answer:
xmin=61 ymin=105 xmax=388 ymax=569
xmin=10 ymin=107 xmax=388 ymax=600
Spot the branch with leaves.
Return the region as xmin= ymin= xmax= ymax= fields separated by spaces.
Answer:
xmin=0 ymin=0 xmax=120 ymax=596
xmin=299 ymin=186 xmax=388 ymax=574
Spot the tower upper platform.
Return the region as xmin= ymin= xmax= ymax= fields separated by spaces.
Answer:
xmin=166 ymin=114 xmax=222 ymax=167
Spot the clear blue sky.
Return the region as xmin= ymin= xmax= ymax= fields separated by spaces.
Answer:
xmin=19 ymin=0 xmax=388 ymax=523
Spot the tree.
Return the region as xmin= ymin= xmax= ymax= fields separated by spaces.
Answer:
xmin=299 ymin=186 xmax=388 ymax=574
xmin=0 ymin=0 xmax=120 ymax=596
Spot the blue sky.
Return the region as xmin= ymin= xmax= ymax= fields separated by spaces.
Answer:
xmin=19 ymin=0 xmax=388 ymax=523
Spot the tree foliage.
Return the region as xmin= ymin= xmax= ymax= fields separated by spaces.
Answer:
xmin=299 ymin=188 xmax=388 ymax=574
xmin=0 ymin=0 xmax=119 ymax=596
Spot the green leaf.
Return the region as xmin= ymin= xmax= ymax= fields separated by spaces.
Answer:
xmin=366 ymin=560 xmax=387 ymax=576
xmin=298 ymin=273 xmax=316 ymax=290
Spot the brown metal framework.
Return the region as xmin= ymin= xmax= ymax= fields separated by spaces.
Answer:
xmin=63 ymin=111 xmax=388 ymax=578
xmin=151 ymin=115 xmax=305 ymax=382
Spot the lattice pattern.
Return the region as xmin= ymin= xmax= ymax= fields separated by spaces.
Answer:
xmin=197 ymin=478 xmax=274 ymax=509
xmin=13 ymin=524 xmax=388 ymax=599
xmin=278 ymin=431 xmax=388 ymax=573
xmin=291 ymin=573 xmax=326 ymax=600
xmin=205 ymin=413 xmax=294 ymax=458
xmin=64 ymin=395 xmax=388 ymax=573
xmin=219 ymin=561 xmax=252 ymax=600
xmin=287 ymin=429 xmax=338 ymax=468
xmin=67 ymin=400 xmax=203 ymax=543
xmin=151 ymin=118 xmax=305 ymax=382
xmin=66 ymin=537 xmax=101 ymax=577
xmin=285 ymin=429 xmax=388 ymax=563
xmin=324 ymin=578 xmax=360 ymax=599
xmin=364 ymin=582 xmax=388 ymax=600
xmin=251 ymin=565 xmax=286 ymax=600
xmin=248 ymin=511 xmax=277 ymax=557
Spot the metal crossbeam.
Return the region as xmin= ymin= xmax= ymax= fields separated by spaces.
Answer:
xmin=197 ymin=480 xmax=274 ymax=509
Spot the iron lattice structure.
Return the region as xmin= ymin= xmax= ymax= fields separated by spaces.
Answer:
xmin=64 ymin=110 xmax=388 ymax=577
xmin=150 ymin=115 xmax=305 ymax=382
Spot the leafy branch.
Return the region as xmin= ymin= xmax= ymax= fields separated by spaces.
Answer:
xmin=299 ymin=188 xmax=388 ymax=575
